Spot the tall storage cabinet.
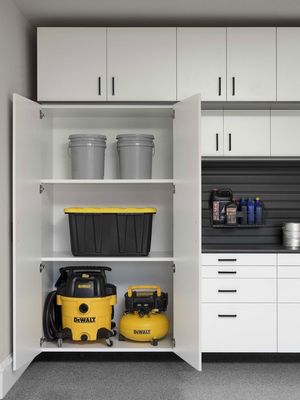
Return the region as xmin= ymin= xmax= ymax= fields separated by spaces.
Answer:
xmin=13 ymin=94 xmax=202 ymax=372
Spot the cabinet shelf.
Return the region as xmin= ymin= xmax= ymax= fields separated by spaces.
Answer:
xmin=41 ymin=251 xmax=174 ymax=262
xmin=41 ymin=335 xmax=173 ymax=352
xmin=41 ymin=179 xmax=174 ymax=185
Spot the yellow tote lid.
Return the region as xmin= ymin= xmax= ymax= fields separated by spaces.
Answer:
xmin=64 ymin=207 xmax=157 ymax=214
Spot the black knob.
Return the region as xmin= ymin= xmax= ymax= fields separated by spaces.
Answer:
xmin=79 ymin=303 xmax=89 ymax=313
xmin=81 ymin=334 xmax=88 ymax=341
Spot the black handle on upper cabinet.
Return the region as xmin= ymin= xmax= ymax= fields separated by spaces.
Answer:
xmin=98 ymin=77 xmax=101 ymax=96
xmin=218 ymin=77 xmax=222 ymax=96
xmin=112 ymin=77 xmax=115 ymax=96
xmin=229 ymin=134 xmax=232 ymax=151
xmin=216 ymin=133 xmax=219 ymax=151
xmin=232 ymin=77 xmax=235 ymax=96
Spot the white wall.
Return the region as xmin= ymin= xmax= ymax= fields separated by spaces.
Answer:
xmin=0 ymin=0 xmax=35 ymax=363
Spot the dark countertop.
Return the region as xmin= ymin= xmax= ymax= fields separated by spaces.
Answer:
xmin=202 ymin=244 xmax=300 ymax=253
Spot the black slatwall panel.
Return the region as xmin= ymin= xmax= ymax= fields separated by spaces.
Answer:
xmin=202 ymin=160 xmax=300 ymax=245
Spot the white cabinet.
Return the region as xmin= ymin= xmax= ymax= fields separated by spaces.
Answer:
xmin=177 ymin=28 xmax=226 ymax=101
xmin=223 ymin=110 xmax=271 ymax=156
xmin=277 ymin=28 xmax=300 ymax=101
xmin=271 ymin=111 xmax=300 ymax=156
xmin=107 ymin=28 xmax=176 ymax=101
xmin=278 ymin=304 xmax=300 ymax=352
xmin=226 ymin=28 xmax=276 ymax=101
xmin=13 ymin=94 xmax=201 ymax=371
xmin=201 ymin=110 xmax=224 ymax=156
xmin=38 ymin=28 xmax=107 ymax=101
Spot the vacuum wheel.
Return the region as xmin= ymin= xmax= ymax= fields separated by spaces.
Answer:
xmin=111 ymin=329 xmax=117 ymax=337
xmin=57 ymin=338 xmax=63 ymax=348
xmin=106 ymin=338 xmax=113 ymax=347
xmin=118 ymin=333 xmax=125 ymax=342
xmin=151 ymin=339 xmax=158 ymax=347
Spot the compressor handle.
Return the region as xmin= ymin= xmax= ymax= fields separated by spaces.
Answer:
xmin=127 ymin=285 xmax=162 ymax=297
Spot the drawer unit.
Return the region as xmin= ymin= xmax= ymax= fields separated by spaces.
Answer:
xmin=202 ymin=253 xmax=277 ymax=266
xmin=278 ymin=304 xmax=300 ymax=352
xmin=278 ymin=254 xmax=300 ymax=266
xmin=202 ymin=278 xmax=276 ymax=303
xmin=278 ymin=279 xmax=300 ymax=303
xmin=278 ymin=266 xmax=300 ymax=279
xmin=202 ymin=303 xmax=277 ymax=352
xmin=202 ymin=265 xmax=276 ymax=279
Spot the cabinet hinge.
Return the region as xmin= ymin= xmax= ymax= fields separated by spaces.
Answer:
xmin=172 ymin=184 xmax=176 ymax=194
xmin=172 ymin=264 xmax=176 ymax=273
xmin=172 ymin=338 xmax=176 ymax=347
xmin=39 ymin=184 xmax=45 ymax=194
xmin=39 ymin=263 xmax=45 ymax=273
xmin=40 ymin=110 xmax=45 ymax=120
xmin=172 ymin=110 xmax=175 ymax=119
xmin=40 ymin=337 xmax=45 ymax=347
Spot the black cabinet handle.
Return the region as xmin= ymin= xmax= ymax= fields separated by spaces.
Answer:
xmin=218 ymin=314 xmax=237 ymax=318
xmin=218 ymin=289 xmax=237 ymax=293
xmin=232 ymin=77 xmax=235 ymax=96
xmin=216 ymin=133 xmax=219 ymax=151
xmin=229 ymin=133 xmax=232 ymax=151
xmin=218 ymin=271 xmax=237 ymax=274
xmin=218 ymin=77 xmax=222 ymax=96
xmin=218 ymin=258 xmax=237 ymax=262
xmin=98 ymin=77 xmax=101 ymax=96
xmin=112 ymin=77 xmax=115 ymax=96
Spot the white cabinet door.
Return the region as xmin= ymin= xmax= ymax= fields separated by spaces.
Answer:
xmin=177 ymin=28 xmax=226 ymax=101
xmin=278 ymin=304 xmax=300 ymax=352
xmin=173 ymin=94 xmax=201 ymax=370
xmin=224 ymin=110 xmax=271 ymax=156
xmin=227 ymin=28 xmax=276 ymax=101
xmin=107 ymin=28 xmax=176 ymax=101
xmin=13 ymin=94 xmax=42 ymax=370
xmin=201 ymin=110 xmax=224 ymax=156
xmin=38 ymin=28 xmax=107 ymax=101
xmin=277 ymin=28 xmax=300 ymax=101
xmin=271 ymin=111 xmax=300 ymax=156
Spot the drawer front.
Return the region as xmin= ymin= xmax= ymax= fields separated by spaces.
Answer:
xmin=202 ymin=303 xmax=277 ymax=352
xmin=278 ymin=266 xmax=300 ymax=278
xmin=202 ymin=278 xmax=276 ymax=303
xmin=278 ymin=254 xmax=300 ymax=266
xmin=202 ymin=265 xmax=276 ymax=279
xmin=278 ymin=304 xmax=300 ymax=352
xmin=202 ymin=253 xmax=277 ymax=266
xmin=278 ymin=279 xmax=300 ymax=302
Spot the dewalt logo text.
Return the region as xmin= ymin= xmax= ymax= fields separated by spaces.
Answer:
xmin=74 ymin=317 xmax=96 ymax=323
xmin=133 ymin=329 xmax=151 ymax=335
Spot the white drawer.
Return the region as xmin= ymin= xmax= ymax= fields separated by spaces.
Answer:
xmin=202 ymin=253 xmax=277 ymax=266
xmin=201 ymin=303 xmax=277 ymax=352
xmin=278 ymin=304 xmax=300 ymax=352
xmin=278 ymin=266 xmax=300 ymax=278
xmin=278 ymin=254 xmax=300 ymax=266
xmin=202 ymin=278 xmax=276 ymax=303
xmin=278 ymin=279 xmax=300 ymax=302
xmin=202 ymin=265 xmax=276 ymax=279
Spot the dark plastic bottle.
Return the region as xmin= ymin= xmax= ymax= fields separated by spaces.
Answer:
xmin=255 ymin=197 xmax=263 ymax=225
xmin=247 ymin=198 xmax=255 ymax=225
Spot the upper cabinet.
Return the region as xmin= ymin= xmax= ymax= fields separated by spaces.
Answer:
xmin=277 ymin=28 xmax=300 ymax=101
xmin=271 ymin=110 xmax=300 ymax=156
xmin=177 ymin=28 xmax=227 ymax=101
xmin=227 ymin=28 xmax=276 ymax=101
xmin=38 ymin=28 xmax=107 ymax=101
xmin=107 ymin=28 xmax=176 ymax=101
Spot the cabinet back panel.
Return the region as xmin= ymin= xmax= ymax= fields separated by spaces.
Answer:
xmin=202 ymin=160 xmax=300 ymax=245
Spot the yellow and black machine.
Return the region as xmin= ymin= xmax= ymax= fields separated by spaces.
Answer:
xmin=43 ymin=267 xmax=117 ymax=347
xmin=119 ymin=285 xmax=169 ymax=346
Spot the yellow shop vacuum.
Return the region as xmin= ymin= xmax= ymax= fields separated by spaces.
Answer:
xmin=43 ymin=267 xmax=117 ymax=347
xmin=119 ymin=285 xmax=169 ymax=346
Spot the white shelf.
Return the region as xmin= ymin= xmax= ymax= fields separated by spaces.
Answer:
xmin=41 ymin=251 xmax=173 ymax=262
xmin=41 ymin=335 xmax=173 ymax=352
xmin=41 ymin=179 xmax=174 ymax=185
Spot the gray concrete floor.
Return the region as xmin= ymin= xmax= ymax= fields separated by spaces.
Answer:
xmin=5 ymin=353 xmax=300 ymax=400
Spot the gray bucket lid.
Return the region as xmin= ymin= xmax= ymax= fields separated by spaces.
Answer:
xmin=116 ymin=134 xmax=154 ymax=141
xmin=69 ymin=134 xmax=107 ymax=141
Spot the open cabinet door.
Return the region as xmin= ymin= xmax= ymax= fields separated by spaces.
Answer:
xmin=13 ymin=94 xmax=42 ymax=370
xmin=173 ymin=94 xmax=201 ymax=370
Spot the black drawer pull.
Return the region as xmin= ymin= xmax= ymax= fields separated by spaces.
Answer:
xmin=232 ymin=77 xmax=235 ymax=96
xmin=218 ymin=314 xmax=237 ymax=318
xmin=98 ymin=77 xmax=101 ymax=96
xmin=218 ymin=77 xmax=222 ymax=96
xmin=218 ymin=258 xmax=237 ymax=262
xmin=112 ymin=77 xmax=115 ymax=96
xmin=229 ymin=133 xmax=232 ymax=151
xmin=218 ymin=271 xmax=237 ymax=274
xmin=218 ymin=289 xmax=237 ymax=293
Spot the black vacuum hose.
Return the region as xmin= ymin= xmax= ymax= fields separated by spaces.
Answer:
xmin=43 ymin=291 xmax=61 ymax=340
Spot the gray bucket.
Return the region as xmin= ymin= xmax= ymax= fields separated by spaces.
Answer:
xmin=68 ymin=134 xmax=107 ymax=179
xmin=116 ymin=134 xmax=155 ymax=179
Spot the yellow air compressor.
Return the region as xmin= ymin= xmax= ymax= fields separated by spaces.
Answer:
xmin=43 ymin=267 xmax=117 ymax=347
xmin=119 ymin=285 xmax=169 ymax=346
